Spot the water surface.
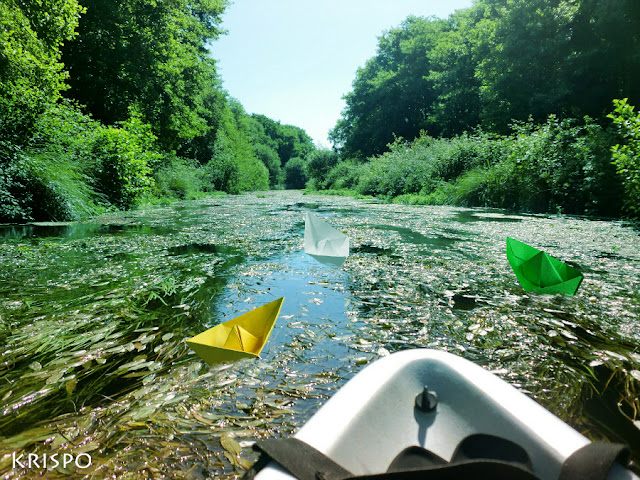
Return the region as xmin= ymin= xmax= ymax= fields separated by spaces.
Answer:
xmin=1 ymin=191 xmax=639 ymax=478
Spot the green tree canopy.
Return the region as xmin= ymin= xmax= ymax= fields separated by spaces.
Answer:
xmin=251 ymin=114 xmax=315 ymax=165
xmin=332 ymin=0 xmax=640 ymax=154
xmin=0 ymin=0 xmax=84 ymax=140
xmin=61 ymin=0 xmax=228 ymax=151
xmin=330 ymin=16 xmax=447 ymax=158
xmin=426 ymin=5 xmax=488 ymax=136
xmin=475 ymin=0 xmax=640 ymax=130
xmin=284 ymin=157 xmax=308 ymax=189
xmin=306 ymin=149 xmax=338 ymax=187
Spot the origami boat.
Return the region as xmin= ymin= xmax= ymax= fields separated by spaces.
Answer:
xmin=304 ymin=212 xmax=349 ymax=265
xmin=506 ymin=237 xmax=583 ymax=295
xmin=187 ymin=297 xmax=284 ymax=365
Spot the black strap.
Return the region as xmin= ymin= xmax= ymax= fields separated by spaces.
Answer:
xmin=346 ymin=460 xmax=540 ymax=480
xmin=247 ymin=438 xmax=540 ymax=480
xmin=559 ymin=442 xmax=630 ymax=480
xmin=245 ymin=438 xmax=630 ymax=480
xmin=386 ymin=445 xmax=447 ymax=472
xmin=251 ymin=438 xmax=352 ymax=480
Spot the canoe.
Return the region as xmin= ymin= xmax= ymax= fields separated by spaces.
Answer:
xmin=506 ymin=237 xmax=584 ymax=295
xmin=304 ymin=212 xmax=349 ymax=265
xmin=187 ymin=297 xmax=284 ymax=365
xmin=251 ymin=349 xmax=637 ymax=480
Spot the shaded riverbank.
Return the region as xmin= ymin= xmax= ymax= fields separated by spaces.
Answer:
xmin=1 ymin=191 xmax=639 ymax=479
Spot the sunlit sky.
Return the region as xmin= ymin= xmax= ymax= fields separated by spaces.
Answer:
xmin=211 ymin=0 xmax=473 ymax=147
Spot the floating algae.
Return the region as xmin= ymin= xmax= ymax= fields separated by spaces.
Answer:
xmin=1 ymin=193 xmax=639 ymax=478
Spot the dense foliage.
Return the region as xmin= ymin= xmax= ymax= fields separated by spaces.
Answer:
xmin=61 ymin=0 xmax=228 ymax=152
xmin=3 ymin=0 xmax=640 ymax=220
xmin=0 ymin=0 xmax=84 ymax=141
xmin=321 ymin=116 xmax=622 ymax=217
xmin=0 ymin=0 xmax=316 ymax=222
xmin=321 ymin=0 xmax=640 ymax=217
xmin=284 ymin=157 xmax=309 ymax=190
xmin=608 ymin=99 xmax=640 ymax=216
xmin=88 ymin=114 xmax=159 ymax=210
xmin=330 ymin=0 xmax=640 ymax=160
xmin=330 ymin=16 xmax=447 ymax=158
xmin=306 ymin=149 xmax=339 ymax=190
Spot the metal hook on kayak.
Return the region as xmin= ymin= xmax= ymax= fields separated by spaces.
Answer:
xmin=415 ymin=385 xmax=438 ymax=412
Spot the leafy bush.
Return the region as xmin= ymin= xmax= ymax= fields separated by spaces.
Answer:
xmin=207 ymin=107 xmax=270 ymax=194
xmin=491 ymin=116 xmax=620 ymax=214
xmin=435 ymin=132 xmax=502 ymax=180
xmin=87 ymin=115 xmax=158 ymax=210
xmin=30 ymin=101 xmax=99 ymax=158
xmin=0 ymin=0 xmax=83 ymax=141
xmin=609 ymin=98 xmax=640 ymax=216
xmin=306 ymin=149 xmax=339 ymax=188
xmin=235 ymin=154 xmax=269 ymax=192
xmin=0 ymin=103 xmax=106 ymax=222
xmin=319 ymin=116 xmax=621 ymax=216
xmin=356 ymin=138 xmax=439 ymax=198
xmin=0 ymin=141 xmax=101 ymax=222
xmin=153 ymin=156 xmax=205 ymax=200
xmin=253 ymin=143 xmax=282 ymax=187
xmin=204 ymin=136 xmax=240 ymax=193
xmin=206 ymin=135 xmax=269 ymax=194
xmin=323 ymin=159 xmax=363 ymax=190
xmin=0 ymin=143 xmax=36 ymax=222
xmin=284 ymin=157 xmax=308 ymax=189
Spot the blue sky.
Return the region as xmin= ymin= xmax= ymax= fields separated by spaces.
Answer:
xmin=210 ymin=0 xmax=474 ymax=147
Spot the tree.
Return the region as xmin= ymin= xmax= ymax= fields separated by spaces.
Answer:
xmin=207 ymin=102 xmax=269 ymax=193
xmin=330 ymin=16 xmax=447 ymax=158
xmin=427 ymin=6 xmax=487 ymax=136
xmin=474 ymin=0 xmax=575 ymax=131
xmin=306 ymin=149 xmax=338 ymax=187
xmin=251 ymin=114 xmax=315 ymax=165
xmin=0 ymin=0 xmax=84 ymax=140
xmin=284 ymin=157 xmax=308 ymax=189
xmin=175 ymin=81 xmax=228 ymax=164
xmin=61 ymin=0 xmax=228 ymax=151
xmin=609 ymin=99 xmax=640 ymax=216
xmin=565 ymin=0 xmax=640 ymax=118
xmin=252 ymin=143 xmax=282 ymax=187
xmin=475 ymin=0 xmax=640 ymax=131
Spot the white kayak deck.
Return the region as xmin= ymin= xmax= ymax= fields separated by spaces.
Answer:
xmin=255 ymin=349 xmax=638 ymax=480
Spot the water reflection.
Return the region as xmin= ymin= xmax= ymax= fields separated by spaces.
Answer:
xmin=453 ymin=210 xmax=524 ymax=223
xmin=373 ymin=224 xmax=464 ymax=248
xmin=0 ymin=222 xmax=176 ymax=240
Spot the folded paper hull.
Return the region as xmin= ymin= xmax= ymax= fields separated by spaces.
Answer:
xmin=304 ymin=212 xmax=349 ymax=260
xmin=187 ymin=297 xmax=284 ymax=365
xmin=506 ymin=237 xmax=583 ymax=295
xmin=307 ymin=253 xmax=348 ymax=267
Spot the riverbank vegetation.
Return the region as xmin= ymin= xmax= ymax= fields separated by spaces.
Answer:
xmin=1 ymin=0 xmax=316 ymax=223
xmin=311 ymin=0 xmax=640 ymax=217
xmin=4 ymin=0 xmax=640 ymax=222
xmin=312 ymin=116 xmax=623 ymax=216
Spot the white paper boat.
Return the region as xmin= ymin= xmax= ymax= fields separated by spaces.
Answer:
xmin=304 ymin=212 xmax=349 ymax=265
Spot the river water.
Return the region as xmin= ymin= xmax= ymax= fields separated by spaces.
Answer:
xmin=0 ymin=191 xmax=639 ymax=479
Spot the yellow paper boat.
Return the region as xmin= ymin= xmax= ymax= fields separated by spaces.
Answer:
xmin=187 ymin=297 xmax=284 ymax=365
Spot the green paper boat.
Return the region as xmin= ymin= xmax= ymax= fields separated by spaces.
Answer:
xmin=506 ymin=237 xmax=584 ymax=295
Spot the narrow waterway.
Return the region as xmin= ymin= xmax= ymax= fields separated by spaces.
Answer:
xmin=1 ymin=191 xmax=639 ymax=479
